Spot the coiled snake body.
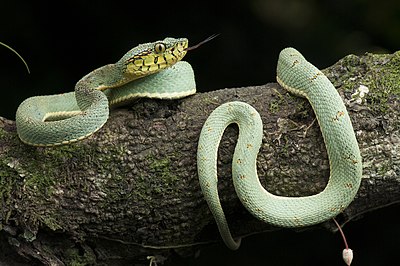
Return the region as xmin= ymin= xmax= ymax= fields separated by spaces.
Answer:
xmin=197 ymin=48 xmax=362 ymax=249
xmin=16 ymin=38 xmax=195 ymax=146
xmin=16 ymin=41 xmax=362 ymax=251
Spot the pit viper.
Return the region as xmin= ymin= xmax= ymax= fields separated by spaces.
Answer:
xmin=197 ymin=47 xmax=362 ymax=250
xmin=16 ymin=37 xmax=196 ymax=146
xmin=15 ymin=40 xmax=362 ymax=251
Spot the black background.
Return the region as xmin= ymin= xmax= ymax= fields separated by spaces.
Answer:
xmin=1 ymin=1 xmax=399 ymax=265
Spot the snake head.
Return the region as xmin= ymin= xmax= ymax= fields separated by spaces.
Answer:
xmin=120 ymin=37 xmax=188 ymax=79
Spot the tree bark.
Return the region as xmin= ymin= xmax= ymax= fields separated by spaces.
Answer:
xmin=1 ymin=50 xmax=399 ymax=265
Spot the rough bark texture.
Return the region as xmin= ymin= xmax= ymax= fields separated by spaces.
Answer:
xmin=1 ymin=50 xmax=399 ymax=265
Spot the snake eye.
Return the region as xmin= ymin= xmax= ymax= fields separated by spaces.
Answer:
xmin=154 ymin=42 xmax=166 ymax=54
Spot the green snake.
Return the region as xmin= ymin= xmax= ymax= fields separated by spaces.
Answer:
xmin=197 ymin=47 xmax=362 ymax=250
xmin=16 ymin=37 xmax=196 ymax=146
xmin=15 ymin=40 xmax=362 ymax=251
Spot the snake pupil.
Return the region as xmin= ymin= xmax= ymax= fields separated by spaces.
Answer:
xmin=154 ymin=43 xmax=166 ymax=54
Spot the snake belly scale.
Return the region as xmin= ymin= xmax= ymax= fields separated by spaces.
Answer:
xmin=16 ymin=37 xmax=196 ymax=146
xmin=197 ymin=48 xmax=362 ymax=250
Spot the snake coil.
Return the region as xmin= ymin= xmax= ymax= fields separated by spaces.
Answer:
xmin=197 ymin=48 xmax=362 ymax=249
xmin=16 ymin=37 xmax=196 ymax=146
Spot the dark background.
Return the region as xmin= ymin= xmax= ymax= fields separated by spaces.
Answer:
xmin=1 ymin=0 xmax=399 ymax=265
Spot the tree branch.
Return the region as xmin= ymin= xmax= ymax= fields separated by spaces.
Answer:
xmin=1 ymin=50 xmax=399 ymax=265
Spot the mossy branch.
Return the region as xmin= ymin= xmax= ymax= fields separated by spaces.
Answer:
xmin=0 ymin=51 xmax=400 ymax=265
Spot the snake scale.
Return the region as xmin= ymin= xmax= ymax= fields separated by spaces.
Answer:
xmin=15 ymin=39 xmax=362 ymax=251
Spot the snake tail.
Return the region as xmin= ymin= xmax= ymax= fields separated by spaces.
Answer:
xmin=0 ymin=41 xmax=30 ymax=73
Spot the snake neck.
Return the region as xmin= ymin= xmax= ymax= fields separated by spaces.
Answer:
xmin=75 ymin=63 xmax=126 ymax=110
xmin=76 ymin=64 xmax=128 ymax=91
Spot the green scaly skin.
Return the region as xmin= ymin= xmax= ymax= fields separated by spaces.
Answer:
xmin=16 ymin=37 xmax=196 ymax=146
xmin=197 ymin=47 xmax=362 ymax=250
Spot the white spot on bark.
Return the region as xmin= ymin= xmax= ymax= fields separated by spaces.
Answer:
xmin=350 ymin=85 xmax=369 ymax=104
